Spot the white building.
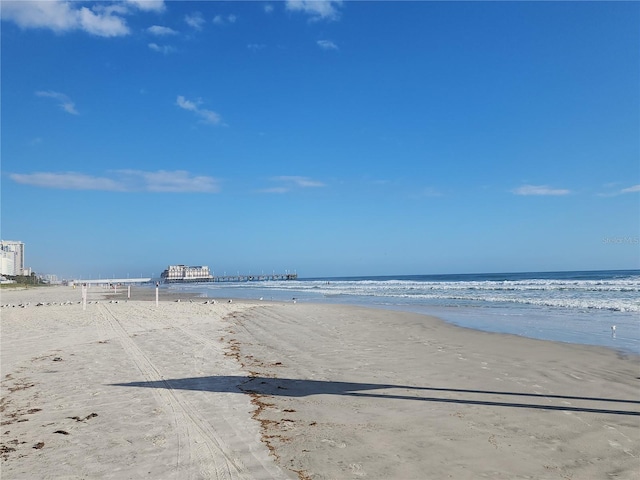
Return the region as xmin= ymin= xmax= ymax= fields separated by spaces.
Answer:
xmin=161 ymin=265 xmax=212 ymax=281
xmin=0 ymin=240 xmax=25 ymax=276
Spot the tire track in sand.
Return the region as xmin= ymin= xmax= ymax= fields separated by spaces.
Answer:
xmin=118 ymin=302 xmax=286 ymax=479
xmin=98 ymin=304 xmax=253 ymax=480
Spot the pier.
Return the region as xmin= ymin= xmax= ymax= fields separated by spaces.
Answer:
xmin=163 ymin=272 xmax=298 ymax=284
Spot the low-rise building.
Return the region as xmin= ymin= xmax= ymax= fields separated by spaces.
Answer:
xmin=161 ymin=265 xmax=213 ymax=282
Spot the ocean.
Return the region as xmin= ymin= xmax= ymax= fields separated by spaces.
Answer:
xmin=168 ymin=270 xmax=640 ymax=355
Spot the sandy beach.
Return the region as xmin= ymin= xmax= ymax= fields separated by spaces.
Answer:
xmin=1 ymin=286 xmax=638 ymax=479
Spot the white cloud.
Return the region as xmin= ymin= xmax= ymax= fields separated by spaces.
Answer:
xmin=78 ymin=6 xmax=130 ymax=37
xmin=176 ymin=96 xmax=198 ymax=112
xmin=148 ymin=42 xmax=176 ymax=54
xmin=317 ymin=39 xmax=338 ymax=50
xmin=147 ymin=25 xmax=177 ymax=35
xmin=276 ymin=176 xmax=326 ymax=188
xmin=124 ymin=0 xmax=165 ymax=12
xmin=285 ymin=0 xmax=342 ymax=21
xmin=10 ymin=170 xmax=220 ymax=193
xmin=176 ymin=95 xmax=223 ymax=126
xmin=10 ymin=172 xmax=123 ymax=191
xmin=35 ymin=90 xmax=79 ymax=115
xmin=260 ymin=187 xmax=290 ymax=194
xmin=247 ymin=43 xmax=266 ymax=51
xmin=620 ymin=184 xmax=640 ymax=194
xmin=213 ymin=14 xmax=237 ymax=25
xmin=115 ymin=170 xmax=220 ymax=193
xmin=261 ymin=176 xmax=326 ymax=193
xmin=2 ymin=0 xmax=131 ymax=37
xmin=597 ymin=183 xmax=640 ymax=197
xmin=264 ymin=4 xmax=274 ymax=14
xmin=512 ymin=185 xmax=571 ymax=196
xmin=184 ymin=11 xmax=205 ymax=30
xmin=2 ymin=1 xmax=81 ymax=33
xmin=92 ymin=3 xmax=130 ymax=17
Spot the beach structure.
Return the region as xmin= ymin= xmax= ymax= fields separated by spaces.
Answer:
xmin=0 ymin=240 xmax=26 ymax=276
xmin=161 ymin=265 xmax=213 ymax=282
xmin=161 ymin=264 xmax=297 ymax=283
xmin=69 ymin=278 xmax=152 ymax=286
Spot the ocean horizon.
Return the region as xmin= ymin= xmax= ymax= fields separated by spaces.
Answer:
xmin=168 ymin=269 xmax=640 ymax=355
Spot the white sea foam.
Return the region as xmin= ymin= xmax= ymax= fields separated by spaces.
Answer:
xmin=230 ymin=277 xmax=640 ymax=312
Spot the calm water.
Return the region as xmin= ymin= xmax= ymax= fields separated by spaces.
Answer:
xmin=168 ymin=270 xmax=640 ymax=354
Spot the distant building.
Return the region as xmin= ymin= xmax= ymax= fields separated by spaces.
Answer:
xmin=41 ymin=274 xmax=59 ymax=284
xmin=0 ymin=240 xmax=25 ymax=276
xmin=161 ymin=265 xmax=213 ymax=282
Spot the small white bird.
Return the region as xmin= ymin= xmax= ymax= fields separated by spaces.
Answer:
xmin=611 ymin=325 xmax=616 ymax=333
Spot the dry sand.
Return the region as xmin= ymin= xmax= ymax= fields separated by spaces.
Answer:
xmin=1 ymin=286 xmax=291 ymax=480
xmin=1 ymin=285 xmax=638 ymax=479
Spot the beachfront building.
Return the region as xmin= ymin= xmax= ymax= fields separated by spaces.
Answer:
xmin=0 ymin=240 xmax=25 ymax=276
xmin=161 ymin=265 xmax=213 ymax=282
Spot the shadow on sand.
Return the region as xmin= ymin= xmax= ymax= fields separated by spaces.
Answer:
xmin=111 ymin=376 xmax=640 ymax=416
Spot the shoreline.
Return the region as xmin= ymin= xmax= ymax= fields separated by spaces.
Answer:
xmin=227 ymin=302 xmax=639 ymax=479
xmin=166 ymin=274 xmax=640 ymax=356
xmin=1 ymin=286 xmax=638 ymax=479
xmin=5 ymin=283 xmax=638 ymax=356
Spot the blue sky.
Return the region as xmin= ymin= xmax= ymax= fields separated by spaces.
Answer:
xmin=2 ymin=1 xmax=639 ymax=279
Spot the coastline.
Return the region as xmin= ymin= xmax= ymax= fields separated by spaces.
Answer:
xmin=228 ymin=302 xmax=639 ymax=479
xmin=168 ymin=270 xmax=640 ymax=355
xmin=1 ymin=286 xmax=638 ymax=479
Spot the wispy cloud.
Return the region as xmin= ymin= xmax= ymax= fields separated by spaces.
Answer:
xmin=10 ymin=170 xmax=220 ymax=193
xmin=35 ymin=90 xmax=79 ymax=115
xmin=264 ymin=4 xmax=274 ymax=14
xmin=124 ymin=0 xmax=165 ymax=13
xmin=620 ymin=184 xmax=640 ymax=194
xmin=285 ymin=0 xmax=343 ymax=21
xmin=1 ymin=0 xmax=164 ymax=37
xmin=115 ymin=170 xmax=220 ymax=193
xmin=184 ymin=11 xmax=205 ymax=30
xmin=213 ymin=14 xmax=237 ymax=25
xmin=275 ymin=176 xmax=326 ymax=187
xmin=260 ymin=186 xmax=290 ymax=194
xmin=512 ymin=185 xmax=571 ymax=196
xmin=247 ymin=43 xmax=266 ymax=51
xmin=148 ymin=43 xmax=176 ymax=54
xmin=176 ymin=95 xmax=224 ymax=126
xmin=417 ymin=187 xmax=442 ymax=198
xmin=599 ymin=183 xmax=640 ymax=197
xmin=10 ymin=172 xmax=124 ymax=191
xmin=260 ymin=176 xmax=326 ymax=193
xmin=317 ymin=39 xmax=338 ymax=50
xmin=147 ymin=25 xmax=177 ymax=36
